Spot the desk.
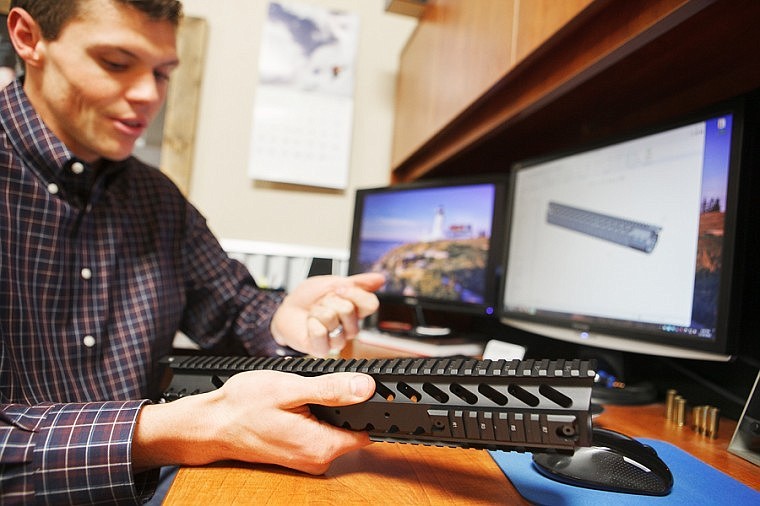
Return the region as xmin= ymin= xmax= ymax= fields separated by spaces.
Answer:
xmin=163 ymin=341 xmax=760 ymax=505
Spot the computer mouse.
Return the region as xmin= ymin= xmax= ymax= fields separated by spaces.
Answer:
xmin=531 ymin=427 xmax=674 ymax=496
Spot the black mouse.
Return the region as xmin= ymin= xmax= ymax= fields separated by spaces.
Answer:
xmin=531 ymin=427 xmax=674 ymax=496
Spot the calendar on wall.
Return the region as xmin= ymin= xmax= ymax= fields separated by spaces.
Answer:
xmin=248 ymin=1 xmax=360 ymax=189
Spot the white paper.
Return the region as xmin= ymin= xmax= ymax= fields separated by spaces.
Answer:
xmin=248 ymin=1 xmax=359 ymax=189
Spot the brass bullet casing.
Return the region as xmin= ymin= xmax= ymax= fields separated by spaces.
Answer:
xmin=666 ymin=389 xmax=678 ymax=420
xmin=692 ymin=405 xmax=705 ymax=432
xmin=700 ymin=405 xmax=711 ymax=434
xmin=675 ymin=396 xmax=687 ymax=427
xmin=706 ymin=407 xmax=720 ymax=439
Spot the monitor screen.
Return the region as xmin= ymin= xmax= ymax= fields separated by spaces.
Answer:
xmin=349 ymin=177 xmax=507 ymax=318
xmin=501 ymin=105 xmax=746 ymax=361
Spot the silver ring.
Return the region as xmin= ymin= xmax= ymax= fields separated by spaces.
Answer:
xmin=328 ymin=325 xmax=344 ymax=339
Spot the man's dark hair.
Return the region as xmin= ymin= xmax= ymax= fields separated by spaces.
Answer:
xmin=10 ymin=0 xmax=184 ymax=40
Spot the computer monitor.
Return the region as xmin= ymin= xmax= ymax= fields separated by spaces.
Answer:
xmin=349 ymin=176 xmax=507 ymax=334
xmin=500 ymin=103 xmax=748 ymax=362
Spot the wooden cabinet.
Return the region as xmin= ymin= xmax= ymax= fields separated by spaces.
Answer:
xmin=391 ymin=0 xmax=515 ymax=167
xmin=391 ymin=0 xmax=592 ymax=171
xmin=391 ymin=0 xmax=760 ymax=182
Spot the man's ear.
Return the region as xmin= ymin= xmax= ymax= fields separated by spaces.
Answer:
xmin=6 ymin=7 xmax=45 ymax=69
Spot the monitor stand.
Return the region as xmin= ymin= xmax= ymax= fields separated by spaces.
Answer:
xmin=365 ymin=304 xmax=485 ymax=356
xmin=581 ymin=348 xmax=658 ymax=405
xmin=414 ymin=325 xmax=452 ymax=337
xmin=591 ymin=381 xmax=658 ymax=405
xmin=412 ymin=305 xmax=451 ymax=337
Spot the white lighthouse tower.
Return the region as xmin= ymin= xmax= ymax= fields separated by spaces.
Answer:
xmin=430 ymin=205 xmax=445 ymax=240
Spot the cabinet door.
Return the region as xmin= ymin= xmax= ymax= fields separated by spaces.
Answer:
xmin=391 ymin=0 xmax=592 ymax=172
xmin=391 ymin=0 xmax=515 ymax=169
xmin=514 ymin=0 xmax=594 ymax=64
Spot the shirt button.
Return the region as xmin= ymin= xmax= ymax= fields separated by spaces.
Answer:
xmin=81 ymin=268 xmax=92 ymax=280
xmin=83 ymin=335 xmax=96 ymax=348
xmin=71 ymin=161 xmax=85 ymax=174
xmin=47 ymin=183 xmax=59 ymax=194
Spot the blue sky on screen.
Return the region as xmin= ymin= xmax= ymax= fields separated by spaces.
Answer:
xmin=700 ymin=115 xmax=732 ymax=211
xmin=360 ymin=184 xmax=495 ymax=242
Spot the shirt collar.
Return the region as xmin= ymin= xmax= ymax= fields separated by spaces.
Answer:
xmin=0 ymin=79 xmax=79 ymax=182
xmin=0 ymin=79 xmax=129 ymax=202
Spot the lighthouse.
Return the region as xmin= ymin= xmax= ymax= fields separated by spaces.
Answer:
xmin=430 ymin=205 xmax=445 ymax=240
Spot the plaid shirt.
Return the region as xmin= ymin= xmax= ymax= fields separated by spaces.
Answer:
xmin=0 ymin=80 xmax=285 ymax=504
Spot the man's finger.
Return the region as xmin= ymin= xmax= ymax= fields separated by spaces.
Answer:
xmin=278 ymin=372 xmax=376 ymax=409
xmin=346 ymin=272 xmax=385 ymax=291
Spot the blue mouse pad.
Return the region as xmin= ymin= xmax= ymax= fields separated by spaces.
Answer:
xmin=489 ymin=439 xmax=760 ymax=505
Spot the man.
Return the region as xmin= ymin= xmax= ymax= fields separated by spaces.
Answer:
xmin=0 ymin=0 xmax=385 ymax=503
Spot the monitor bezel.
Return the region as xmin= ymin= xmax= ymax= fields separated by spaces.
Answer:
xmin=499 ymin=100 xmax=748 ymax=361
xmin=348 ymin=175 xmax=509 ymax=318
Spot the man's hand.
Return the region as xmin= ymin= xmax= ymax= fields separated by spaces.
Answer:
xmin=270 ymin=273 xmax=385 ymax=356
xmin=133 ymin=370 xmax=376 ymax=475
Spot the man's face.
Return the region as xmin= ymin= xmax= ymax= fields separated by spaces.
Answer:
xmin=29 ymin=0 xmax=179 ymax=162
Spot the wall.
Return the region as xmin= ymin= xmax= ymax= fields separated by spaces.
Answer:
xmin=179 ymin=0 xmax=417 ymax=250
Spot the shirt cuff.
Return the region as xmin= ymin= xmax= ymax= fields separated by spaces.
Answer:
xmin=30 ymin=400 xmax=157 ymax=504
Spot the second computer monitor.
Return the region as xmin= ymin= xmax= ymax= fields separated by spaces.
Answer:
xmin=349 ymin=176 xmax=507 ymax=319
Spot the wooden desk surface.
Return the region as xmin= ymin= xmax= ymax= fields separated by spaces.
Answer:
xmin=164 ymin=341 xmax=759 ymax=505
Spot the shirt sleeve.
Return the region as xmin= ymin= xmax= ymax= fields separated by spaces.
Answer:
xmin=178 ymin=202 xmax=291 ymax=356
xmin=1 ymin=401 xmax=159 ymax=505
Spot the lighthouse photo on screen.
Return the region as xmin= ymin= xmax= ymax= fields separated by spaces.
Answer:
xmin=355 ymin=184 xmax=496 ymax=304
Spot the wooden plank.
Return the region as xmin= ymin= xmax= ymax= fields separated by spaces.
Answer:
xmin=513 ymin=0 xmax=594 ymax=64
xmin=391 ymin=0 xmax=515 ymax=168
xmin=160 ymin=16 xmax=207 ymax=196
